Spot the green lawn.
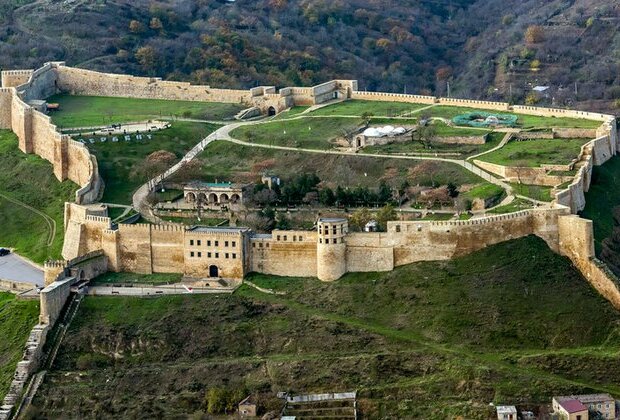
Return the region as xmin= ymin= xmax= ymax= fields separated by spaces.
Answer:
xmin=581 ymin=156 xmax=620 ymax=255
xmin=478 ymin=138 xmax=588 ymax=167
xmin=231 ymin=117 xmax=363 ymax=150
xmin=309 ymin=99 xmax=429 ymax=117
xmin=0 ymin=130 xmax=78 ymax=263
xmin=433 ymin=121 xmax=491 ymax=137
xmin=461 ymin=183 xmax=506 ymax=203
xmin=362 ymin=131 xmax=505 ymax=158
xmin=189 ymin=140 xmax=485 ymax=190
xmin=48 ymin=94 xmax=244 ymax=128
xmin=488 ymin=198 xmax=534 ymax=214
xmin=270 ymin=106 xmax=310 ymax=120
xmin=30 ymin=236 xmax=620 ymax=419
xmin=0 ymin=292 xmax=39 ymax=402
xmin=87 ymin=122 xmax=220 ymax=205
xmin=510 ymin=182 xmax=554 ymax=202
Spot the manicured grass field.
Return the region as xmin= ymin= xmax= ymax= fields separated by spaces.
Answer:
xmin=270 ymin=106 xmax=310 ymax=120
xmin=363 ymin=131 xmax=505 ymax=158
xmin=87 ymin=122 xmax=220 ymax=205
xmin=478 ymin=138 xmax=588 ymax=167
xmin=0 ymin=292 xmax=39 ymax=402
xmin=309 ymin=99 xmax=429 ymax=116
xmin=31 ymin=236 xmax=620 ymax=418
xmin=488 ymin=198 xmax=534 ymax=214
xmin=510 ymin=182 xmax=554 ymax=202
xmin=48 ymin=94 xmax=244 ymax=128
xmin=190 ymin=140 xmax=485 ymax=190
xmin=0 ymin=130 xmax=77 ymax=263
xmin=231 ymin=117 xmax=363 ymax=150
xmin=461 ymin=183 xmax=506 ymax=203
xmin=581 ymin=156 xmax=620 ymax=254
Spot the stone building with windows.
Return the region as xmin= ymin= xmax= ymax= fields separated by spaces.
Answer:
xmin=183 ymin=181 xmax=250 ymax=207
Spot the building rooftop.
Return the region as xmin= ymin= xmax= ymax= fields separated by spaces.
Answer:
xmin=496 ymin=406 xmax=517 ymax=415
xmin=319 ymin=217 xmax=347 ymax=223
xmin=557 ymin=393 xmax=615 ymax=404
xmin=558 ymin=399 xmax=587 ymax=413
xmin=251 ymin=233 xmax=272 ymax=239
xmin=185 ymin=181 xmax=248 ymax=189
xmin=188 ymin=226 xmax=250 ymax=233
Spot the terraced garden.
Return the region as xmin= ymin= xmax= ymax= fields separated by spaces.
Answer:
xmin=478 ymin=138 xmax=589 ymax=167
xmin=86 ymin=122 xmax=220 ymax=205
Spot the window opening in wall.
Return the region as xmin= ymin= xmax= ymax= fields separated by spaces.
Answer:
xmin=299 ymin=236 xmax=303 ymax=241
xmin=325 ymin=239 xmax=329 ymax=244
xmin=259 ymin=243 xmax=263 ymax=248
xmin=197 ymin=240 xmax=201 ymax=246
xmin=190 ymin=240 xmax=194 ymax=246
xmin=197 ymin=252 xmax=202 ymax=257
xmin=215 ymin=241 xmax=219 ymax=246
xmin=232 ymin=253 xmax=236 ymax=259
xmin=232 ymin=241 xmax=236 ymax=247
xmin=225 ymin=241 xmax=229 ymax=247
xmin=190 ymin=251 xmax=195 ymax=257
xmin=208 ymin=252 xmax=212 ymax=258
xmin=207 ymin=240 xmax=211 ymax=246
xmin=283 ymin=235 xmax=287 ymax=241
xmin=215 ymin=253 xmax=219 ymax=258
xmin=225 ymin=253 xmax=229 ymax=259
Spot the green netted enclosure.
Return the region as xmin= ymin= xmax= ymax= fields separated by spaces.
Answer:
xmin=452 ymin=111 xmax=518 ymax=127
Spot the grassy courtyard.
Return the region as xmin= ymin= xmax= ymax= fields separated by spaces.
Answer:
xmin=48 ymin=94 xmax=244 ymax=128
xmin=478 ymin=138 xmax=589 ymax=167
xmin=30 ymin=236 xmax=620 ymax=419
xmin=0 ymin=130 xmax=77 ymax=263
xmin=87 ymin=122 xmax=220 ymax=205
xmin=510 ymin=182 xmax=554 ymax=202
xmin=231 ymin=116 xmax=363 ymax=150
xmin=0 ymin=292 xmax=39 ymax=402
xmin=190 ymin=140 xmax=487 ymax=190
xmin=309 ymin=99 xmax=429 ymax=117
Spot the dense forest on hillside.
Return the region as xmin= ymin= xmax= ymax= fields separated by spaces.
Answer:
xmin=0 ymin=0 xmax=619 ymax=111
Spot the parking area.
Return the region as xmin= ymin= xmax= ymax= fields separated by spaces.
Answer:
xmin=0 ymin=252 xmax=44 ymax=286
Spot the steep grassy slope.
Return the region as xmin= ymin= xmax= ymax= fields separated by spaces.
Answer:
xmin=0 ymin=130 xmax=77 ymax=263
xmin=31 ymin=236 xmax=620 ymax=419
xmin=0 ymin=292 xmax=39 ymax=402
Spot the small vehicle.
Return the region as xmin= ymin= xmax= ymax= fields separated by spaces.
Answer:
xmin=0 ymin=248 xmax=10 ymax=256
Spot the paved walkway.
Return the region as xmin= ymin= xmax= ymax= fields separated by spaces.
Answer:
xmin=88 ymin=284 xmax=236 ymax=296
xmin=0 ymin=253 xmax=43 ymax=286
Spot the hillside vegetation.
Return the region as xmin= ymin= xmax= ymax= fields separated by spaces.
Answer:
xmin=0 ymin=130 xmax=77 ymax=263
xmin=31 ymin=236 xmax=620 ymax=419
xmin=0 ymin=292 xmax=39 ymax=402
xmin=1 ymin=1 xmax=618 ymax=111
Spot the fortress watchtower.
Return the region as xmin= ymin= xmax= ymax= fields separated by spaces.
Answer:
xmin=316 ymin=218 xmax=348 ymax=281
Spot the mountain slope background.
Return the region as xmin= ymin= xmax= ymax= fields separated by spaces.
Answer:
xmin=0 ymin=0 xmax=619 ymax=111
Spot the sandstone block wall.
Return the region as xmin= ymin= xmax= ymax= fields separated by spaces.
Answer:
xmin=1 ymin=70 xmax=33 ymax=88
xmin=151 ymin=224 xmax=185 ymax=273
xmin=250 ymin=234 xmax=318 ymax=278
xmin=351 ymin=90 xmax=437 ymax=105
xmin=345 ymin=233 xmax=394 ymax=272
xmin=558 ymin=215 xmax=620 ymax=310
xmin=39 ymin=275 xmax=77 ymax=325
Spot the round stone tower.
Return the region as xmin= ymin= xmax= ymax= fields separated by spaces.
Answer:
xmin=316 ymin=218 xmax=348 ymax=281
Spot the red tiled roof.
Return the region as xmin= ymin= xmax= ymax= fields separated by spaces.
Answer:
xmin=560 ymin=399 xmax=587 ymax=413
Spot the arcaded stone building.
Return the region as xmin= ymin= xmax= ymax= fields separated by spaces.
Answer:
xmin=183 ymin=181 xmax=250 ymax=206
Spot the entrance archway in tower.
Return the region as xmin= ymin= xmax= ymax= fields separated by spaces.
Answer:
xmin=209 ymin=265 xmax=219 ymax=278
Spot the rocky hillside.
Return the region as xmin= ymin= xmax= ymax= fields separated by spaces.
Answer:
xmin=0 ymin=0 xmax=619 ymax=111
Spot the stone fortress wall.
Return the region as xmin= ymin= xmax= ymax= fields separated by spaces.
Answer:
xmin=2 ymin=62 xmax=620 ymax=312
